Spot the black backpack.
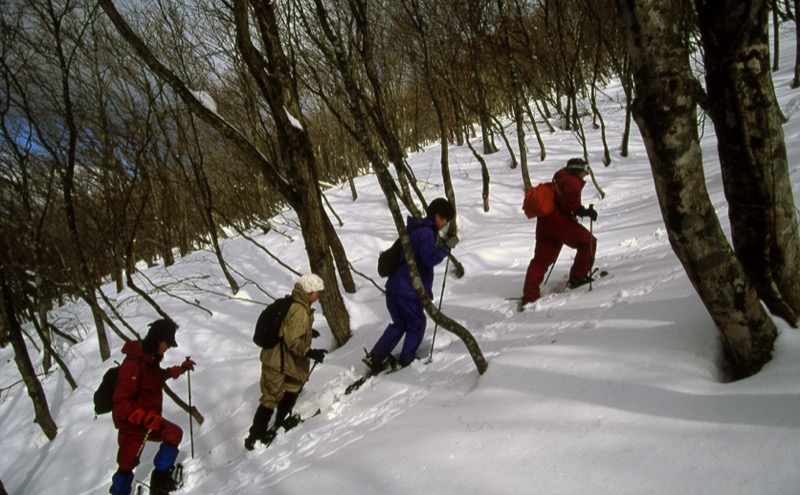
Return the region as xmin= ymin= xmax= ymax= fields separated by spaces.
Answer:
xmin=93 ymin=362 xmax=121 ymax=416
xmin=377 ymin=226 xmax=439 ymax=278
xmin=377 ymin=238 xmax=404 ymax=278
xmin=253 ymin=295 xmax=295 ymax=348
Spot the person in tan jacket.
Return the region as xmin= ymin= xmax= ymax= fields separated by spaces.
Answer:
xmin=244 ymin=274 xmax=328 ymax=450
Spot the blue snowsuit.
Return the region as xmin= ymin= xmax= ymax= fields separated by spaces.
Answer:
xmin=370 ymin=216 xmax=449 ymax=362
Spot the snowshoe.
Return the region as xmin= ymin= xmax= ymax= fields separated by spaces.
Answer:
xmin=346 ymin=352 xmax=399 ymax=394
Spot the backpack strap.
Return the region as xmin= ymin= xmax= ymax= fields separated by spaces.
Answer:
xmin=277 ymin=297 xmax=298 ymax=374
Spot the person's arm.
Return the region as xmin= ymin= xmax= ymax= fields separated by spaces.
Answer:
xmin=415 ymin=227 xmax=448 ymax=268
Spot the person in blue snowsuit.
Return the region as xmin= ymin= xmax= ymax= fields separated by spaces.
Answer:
xmin=366 ymin=198 xmax=458 ymax=370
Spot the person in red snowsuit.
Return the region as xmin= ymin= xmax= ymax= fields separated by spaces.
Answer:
xmin=521 ymin=158 xmax=598 ymax=306
xmin=109 ymin=319 xmax=195 ymax=495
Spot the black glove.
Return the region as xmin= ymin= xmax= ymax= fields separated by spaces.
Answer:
xmin=576 ymin=205 xmax=598 ymax=222
xmin=306 ymin=348 xmax=328 ymax=363
xmin=311 ymin=328 xmax=321 ymax=339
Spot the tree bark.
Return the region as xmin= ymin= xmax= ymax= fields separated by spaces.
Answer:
xmin=0 ymin=272 xmax=58 ymax=440
xmin=696 ymin=0 xmax=800 ymax=325
xmin=616 ymin=0 xmax=777 ymax=379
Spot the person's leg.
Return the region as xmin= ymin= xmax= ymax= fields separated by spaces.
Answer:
xmin=116 ymin=430 xmax=147 ymax=472
xmin=109 ymin=470 xmax=134 ymax=495
xmin=397 ymin=298 xmax=427 ymax=363
xmin=274 ymin=376 xmax=304 ymax=428
xmin=246 ymin=366 xmax=283 ymax=449
xmin=560 ymin=223 xmax=595 ymax=280
xmin=148 ymin=420 xmax=183 ymax=494
xmin=522 ymin=239 xmax=562 ymax=302
xmin=245 ymin=404 xmax=274 ymax=450
xmin=111 ymin=428 xmax=148 ymax=494
xmin=369 ymin=295 xmax=406 ymax=359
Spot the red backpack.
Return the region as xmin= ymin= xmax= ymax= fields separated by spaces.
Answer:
xmin=522 ymin=182 xmax=558 ymax=219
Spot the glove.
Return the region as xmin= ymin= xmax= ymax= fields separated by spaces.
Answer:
xmin=587 ymin=205 xmax=598 ymax=222
xmin=167 ymin=366 xmax=185 ymax=379
xmin=576 ymin=205 xmax=598 ymax=222
xmin=311 ymin=329 xmax=321 ymax=339
xmin=143 ymin=411 xmax=163 ymax=431
xmin=444 ymin=235 xmax=459 ymax=250
xmin=181 ymin=358 xmax=196 ymax=372
xmin=127 ymin=408 xmax=146 ymax=425
xmin=306 ymin=348 xmax=328 ymax=363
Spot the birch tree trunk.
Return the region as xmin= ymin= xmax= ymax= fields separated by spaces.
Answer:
xmin=696 ymin=0 xmax=800 ymax=325
xmin=616 ymin=0 xmax=777 ymax=379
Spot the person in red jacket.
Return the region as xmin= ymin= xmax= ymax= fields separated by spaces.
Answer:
xmin=521 ymin=158 xmax=598 ymax=308
xmin=109 ymin=319 xmax=195 ymax=495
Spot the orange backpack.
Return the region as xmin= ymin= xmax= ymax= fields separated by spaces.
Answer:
xmin=522 ymin=182 xmax=557 ymax=219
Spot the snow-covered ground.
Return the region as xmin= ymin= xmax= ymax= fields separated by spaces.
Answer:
xmin=3 ymin=22 xmax=800 ymax=495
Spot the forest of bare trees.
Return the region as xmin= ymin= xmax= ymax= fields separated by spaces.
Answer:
xmin=1 ymin=0 xmax=798 ymax=440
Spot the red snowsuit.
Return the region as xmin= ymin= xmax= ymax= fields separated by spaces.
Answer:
xmin=522 ymin=168 xmax=597 ymax=302
xmin=111 ymin=341 xmax=183 ymax=471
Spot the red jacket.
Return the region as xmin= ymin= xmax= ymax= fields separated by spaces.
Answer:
xmin=536 ymin=168 xmax=585 ymax=240
xmin=112 ymin=340 xmax=169 ymax=431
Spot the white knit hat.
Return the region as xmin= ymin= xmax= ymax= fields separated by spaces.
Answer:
xmin=298 ymin=273 xmax=325 ymax=293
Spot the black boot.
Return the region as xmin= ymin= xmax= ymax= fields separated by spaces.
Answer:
xmin=149 ymin=466 xmax=179 ymax=495
xmin=244 ymin=405 xmax=274 ymax=450
xmin=274 ymin=392 xmax=299 ymax=430
xmin=567 ymin=275 xmax=593 ymax=289
xmin=363 ymin=352 xmax=388 ymax=373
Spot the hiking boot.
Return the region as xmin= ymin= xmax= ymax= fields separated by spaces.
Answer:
xmin=398 ymin=357 xmax=414 ymax=368
xmin=245 ymin=429 xmax=277 ymax=450
xmin=281 ymin=414 xmax=302 ymax=431
xmin=363 ymin=353 xmax=389 ymax=373
xmin=517 ymin=296 xmax=538 ymax=312
xmin=245 ymin=405 xmax=274 ymax=450
xmin=567 ymin=276 xmax=593 ymax=289
xmin=149 ymin=466 xmax=180 ymax=495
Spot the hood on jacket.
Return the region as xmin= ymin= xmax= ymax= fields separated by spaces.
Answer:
xmin=120 ymin=340 xmax=158 ymax=366
xmin=407 ymin=215 xmax=437 ymax=235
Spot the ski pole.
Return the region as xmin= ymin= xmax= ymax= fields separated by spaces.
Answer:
xmin=543 ymin=260 xmax=556 ymax=285
xmin=588 ymin=204 xmax=595 ymax=292
xmin=308 ymin=360 xmax=318 ymax=377
xmin=136 ymin=429 xmax=152 ymax=463
xmin=428 ymin=254 xmax=451 ymax=363
xmin=185 ymin=355 xmax=194 ymax=459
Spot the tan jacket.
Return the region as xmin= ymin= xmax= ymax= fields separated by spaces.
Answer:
xmin=259 ymin=283 xmax=314 ymax=381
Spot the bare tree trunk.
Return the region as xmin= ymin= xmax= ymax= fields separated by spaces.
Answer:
xmin=0 ymin=273 xmax=58 ymax=440
xmin=793 ymin=0 xmax=800 ymax=87
xmin=621 ymin=59 xmax=635 ymax=157
xmin=617 ymin=0 xmax=777 ymax=379
xmin=696 ymin=0 xmax=800 ymax=326
xmin=773 ymin=5 xmax=781 ymax=71
xmin=30 ymin=314 xmax=77 ymax=390
xmin=465 ymin=137 xmax=492 ymax=212
xmin=322 ymin=211 xmax=357 ymax=294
